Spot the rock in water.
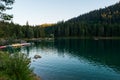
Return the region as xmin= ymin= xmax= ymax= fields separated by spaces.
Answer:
xmin=34 ymin=55 xmax=41 ymax=59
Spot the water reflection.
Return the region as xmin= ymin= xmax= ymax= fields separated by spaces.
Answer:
xmin=21 ymin=39 xmax=120 ymax=80
xmin=54 ymin=39 xmax=120 ymax=71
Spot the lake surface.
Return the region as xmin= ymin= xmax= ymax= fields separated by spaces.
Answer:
xmin=21 ymin=39 xmax=120 ymax=80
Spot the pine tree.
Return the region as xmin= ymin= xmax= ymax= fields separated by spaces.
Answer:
xmin=0 ymin=0 xmax=15 ymax=21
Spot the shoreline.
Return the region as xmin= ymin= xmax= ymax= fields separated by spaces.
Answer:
xmin=0 ymin=37 xmax=120 ymax=45
xmin=55 ymin=37 xmax=120 ymax=40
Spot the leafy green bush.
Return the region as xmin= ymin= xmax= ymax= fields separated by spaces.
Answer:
xmin=0 ymin=51 xmax=35 ymax=80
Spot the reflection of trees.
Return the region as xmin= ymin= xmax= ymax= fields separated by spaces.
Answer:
xmin=23 ymin=39 xmax=120 ymax=71
xmin=54 ymin=39 xmax=120 ymax=71
xmin=34 ymin=41 xmax=54 ymax=49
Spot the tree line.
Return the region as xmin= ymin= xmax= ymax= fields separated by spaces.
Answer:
xmin=53 ymin=2 xmax=120 ymax=38
xmin=0 ymin=1 xmax=120 ymax=39
xmin=0 ymin=22 xmax=48 ymax=39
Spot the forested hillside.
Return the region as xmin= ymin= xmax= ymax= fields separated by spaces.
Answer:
xmin=53 ymin=2 xmax=120 ymax=37
xmin=0 ymin=2 xmax=120 ymax=40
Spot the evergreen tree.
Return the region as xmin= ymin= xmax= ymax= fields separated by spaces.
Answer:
xmin=0 ymin=0 xmax=15 ymax=21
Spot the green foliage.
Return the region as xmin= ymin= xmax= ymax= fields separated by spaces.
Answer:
xmin=0 ymin=2 xmax=120 ymax=39
xmin=0 ymin=0 xmax=15 ymax=21
xmin=52 ymin=2 xmax=120 ymax=38
xmin=0 ymin=21 xmax=49 ymax=39
xmin=0 ymin=51 xmax=34 ymax=80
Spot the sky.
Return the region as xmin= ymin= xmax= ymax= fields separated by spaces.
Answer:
xmin=7 ymin=0 xmax=120 ymax=25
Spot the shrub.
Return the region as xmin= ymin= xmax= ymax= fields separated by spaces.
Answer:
xmin=0 ymin=51 xmax=35 ymax=80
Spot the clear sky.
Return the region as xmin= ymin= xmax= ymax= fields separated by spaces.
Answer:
xmin=7 ymin=0 xmax=120 ymax=25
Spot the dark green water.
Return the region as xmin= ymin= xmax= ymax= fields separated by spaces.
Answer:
xmin=21 ymin=39 xmax=120 ymax=80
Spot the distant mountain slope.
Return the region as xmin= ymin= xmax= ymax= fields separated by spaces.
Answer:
xmin=67 ymin=2 xmax=120 ymax=24
xmin=53 ymin=2 xmax=120 ymax=37
xmin=0 ymin=2 xmax=120 ymax=39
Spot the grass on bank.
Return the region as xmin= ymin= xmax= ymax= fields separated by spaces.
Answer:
xmin=0 ymin=51 xmax=40 ymax=80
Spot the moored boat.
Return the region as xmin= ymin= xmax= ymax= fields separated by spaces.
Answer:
xmin=0 ymin=46 xmax=6 ymax=49
xmin=0 ymin=43 xmax=31 ymax=49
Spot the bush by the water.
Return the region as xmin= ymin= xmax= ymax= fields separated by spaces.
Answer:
xmin=0 ymin=51 xmax=36 ymax=80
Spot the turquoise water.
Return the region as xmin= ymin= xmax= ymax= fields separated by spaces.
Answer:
xmin=21 ymin=39 xmax=120 ymax=80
